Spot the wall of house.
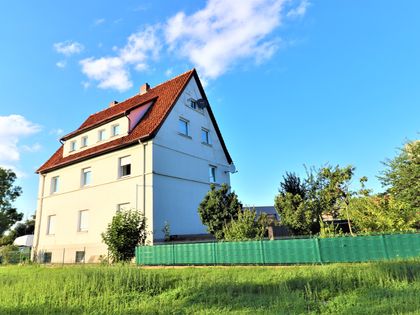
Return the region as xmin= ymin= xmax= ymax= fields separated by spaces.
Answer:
xmin=33 ymin=142 xmax=153 ymax=263
xmin=152 ymin=77 xmax=232 ymax=240
xmin=63 ymin=116 xmax=129 ymax=157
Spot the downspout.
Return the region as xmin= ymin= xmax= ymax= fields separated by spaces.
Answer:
xmin=138 ymin=140 xmax=147 ymax=216
xmin=33 ymin=173 xmax=46 ymax=261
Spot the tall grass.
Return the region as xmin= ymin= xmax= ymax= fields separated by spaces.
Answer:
xmin=0 ymin=260 xmax=419 ymax=314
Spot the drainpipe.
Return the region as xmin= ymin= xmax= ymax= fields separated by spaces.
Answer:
xmin=33 ymin=173 xmax=46 ymax=261
xmin=138 ymin=140 xmax=147 ymax=216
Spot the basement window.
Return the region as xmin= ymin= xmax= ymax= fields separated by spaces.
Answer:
xmin=43 ymin=252 xmax=52 ymax=263
xmin=75 ymin=251 xmax=85 ymax=263
xmin=119 ymin=156 xmax=131 ymax=177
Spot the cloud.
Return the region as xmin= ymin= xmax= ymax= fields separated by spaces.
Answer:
xmin=21 ymin=143 xmax=42 ymax=153
xmin=287 ymin=0 xmax=310 ymax=18
xmin=54 ymin=41 xmax=84 ymax=56
xmin=164 ymin=0 xmax=288 ymax=79
xmin=0 ymin=115 xmax=41 ymax=167
xmin=165 ymin=68 xmax=173 ymax=77
xmin=80 ymin=26 xmax=160 ymax=91
xmin=94 ymin=18 xmax=106 ymax=26
xmin=56 ymin=60 xmax=67 ymax=68
xmin=49 ymin=128 xmax=64 ymax=136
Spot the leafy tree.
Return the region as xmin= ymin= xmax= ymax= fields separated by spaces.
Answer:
xmin=379 ymin=141 xmax=420 ymax=213
xmin=101 ymin=210 xmax=147 ymax=262
xmin=0 ymin=168 xmax=23 ymax=236
xmin=223 ymin=208 xmax=268 ymax=241
xmin=198 ymin=184 xmax=242 ymax=240
xmin=0 ymin=215 xmax=35 ymax=246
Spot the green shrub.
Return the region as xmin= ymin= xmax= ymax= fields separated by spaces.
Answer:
xmin=223 ymin=208 xmax=268 ymax=241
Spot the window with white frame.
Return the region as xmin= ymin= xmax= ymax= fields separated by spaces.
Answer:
xmin=117 ymin=203 xmax=130 ymax=212
xmin=201 ymin=128 xmax=210 ymax=144
xmin=81 ymin=168 xmax=92 ymax=186
xmin=81 ymin=136 xmax=88 ymax=147
xmin=47 ymin=215 xmax=56 ymax=235
xmin=178 ymin=118 xmax=189 ymax=136
xmin=70 ymin=140 xmax=77 ymax=152
xmin=209 ymin=166 xmax=217 ymax=183
xmin=119 ymin=156 xmax=131 ymax=177
xmin=78 ymin=210 xmax=88 ymax=232
xmin=98 ymin=129 xmax=106 ymax=142
xmin=112 ymin=124 xmax=120 ymax=137
xmin=51 ymin=176 xmax=59 ymax=194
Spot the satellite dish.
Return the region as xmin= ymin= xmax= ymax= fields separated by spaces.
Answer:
xmin=229 ymin=163 xmax=237 ymax=173
xmin=196 ymin=98 xmax=208 ymax=109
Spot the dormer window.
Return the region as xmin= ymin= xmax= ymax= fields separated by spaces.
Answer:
xmin=98 ymin=129 xmax=106 ymax=142
xmin=112 ymin=124 xmax=120 ymax=137
xmin=81 ymin=136 xmax=88 ymax=148
xmin=70 ymin=141 xmax=77 ymax=152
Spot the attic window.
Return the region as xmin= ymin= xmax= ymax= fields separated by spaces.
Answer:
xmin=70 ymin=141 xmax=77 ymax=152
xmin=98 ymin=129 xmax=106 ymax=142
xmin=81 ymin=136 xmax=88 ymax=148
xmin=112 ymin=124 xmax=120 ymax=137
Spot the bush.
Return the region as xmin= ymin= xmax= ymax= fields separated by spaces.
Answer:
xmin=101 ymin=210 xmax=147 ymax=262
xmin=223 ymin=208 xmax=268 ymax=241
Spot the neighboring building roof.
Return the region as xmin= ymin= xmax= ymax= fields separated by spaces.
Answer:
xmin=37 ymin=69 xmax=232 ymax=174
xmin=253 ymin=206 xmax=278 ymax=218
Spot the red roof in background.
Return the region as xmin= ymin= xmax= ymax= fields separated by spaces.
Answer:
xmin=37 ymin=69 xmax=232 ymax=174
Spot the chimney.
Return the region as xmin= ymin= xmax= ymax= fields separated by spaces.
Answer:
xmin=140 ymin=83 xmax=150 ymax=95
xmin=109 ymin=100 xmax=119 ymax=108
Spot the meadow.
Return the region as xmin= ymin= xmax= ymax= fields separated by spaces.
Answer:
xmin=0 ymin=260 xmax=419 ymax=314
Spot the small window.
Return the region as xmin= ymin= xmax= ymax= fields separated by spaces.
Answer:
xmin=201 ymin=128 xmax=210 ymax=144
xmin=112 ymin=124 xmax=120 ymax=137
xmin=70 ymin=141 xmax=77 ymax=152
xmin=78 ymin=210 xmax=88 ymax=232
xmin=117 ymin=203 xmax=130 ymax=212
xmin=81 ymin=168 xmax=92 ymax=186
xmin=43 ymin=252 xmax=52 ymax=263
xmin=47 ymin=215 xmax=56 ymax=235
xmin=209 ymin=166 xmax=216 ymax=183
xmin=81 ymin=136 xmax=88 ymax=147
xmin=189 ymin=99 xmax=197 ymax=109
xmin=75 ymin=251 xmax=85 ymax=263
xmin=178 ymin=118 xmax=189 ymax=136
xmin=51 ymin=176 xmax=59 ymax=194
xmin=98 ymin=129 xmax=106 ymax=142
xmin=119 ymin=156 xmax=131 ymax=177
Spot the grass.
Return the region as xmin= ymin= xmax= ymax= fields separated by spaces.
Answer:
xmin=0 ymin=260 xmax=419 ymax=314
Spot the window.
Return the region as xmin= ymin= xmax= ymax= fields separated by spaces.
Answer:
xmin=117 ymin=203 xmax=130 ymax=212
xmin=78 ymin=210 xmax=88 ymax=232
xmin=209 ymin=166 xmax=217 ymax=183
xmin=178 ymin=118 xmax=189 ymax=136
xmin=47 ymin=215 xmax=56 ymax=235
xmin=70 ymin=141 xmax=77 ymax=152
xmin=112 ymin=124 xmax=120 ymax=137
xmin=75 ymin=251 xmax=85 ymax=263
xmin=81 ymin=136 xmax=88 ymax=147
xmin=119 ymin=156 xmax=131 ymax=177
xmin=51 ymin=176 xmax=59 ymax=194
xmin=81 ymin=168 xmax=92 ymax=186
xmin=98 ymin=129 xmax=106 ymax=142
xmin=189 ymin=99 xmax=197 ymax=109
xmin=201 ymin=128 xmax=210 ymax=144
xmin=43 ymin=252 xmax=52 ymax=263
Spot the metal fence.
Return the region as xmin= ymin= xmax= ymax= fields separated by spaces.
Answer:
xmin=136 ymin=233 xmax=420 ymax=265
xmin=0 ymin=248 xmax=31 ymax=265
xmin=33 ymin=246 xmax=107 ymax=264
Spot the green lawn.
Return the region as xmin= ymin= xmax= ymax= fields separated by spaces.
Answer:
xmin=1 ymin=260 xmax=419 ymax=314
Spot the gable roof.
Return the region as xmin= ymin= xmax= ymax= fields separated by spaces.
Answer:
xmin=37 ymin=69 xmax=232 ymax=174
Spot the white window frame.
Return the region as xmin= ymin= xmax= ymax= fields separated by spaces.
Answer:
xmin=111 ymin=124 xmax=120 ymax=137
xmin=81 ymin=167 xmax=92 ymax=187
xmin=201 ymin=128 xmax=210 ymax=145
xmin=178 ymin=118 xmax=189 ymax=136
xmin=81 ymin=136 xmax=88 ymax=148
xmin=70 ymin=140 xmax=77 ymax=152
xmin=209 ymin=165 xmax=217 ymax=183
xmin=119 ymin=156 xmax=131 ymax=178
xmin=78 ymin=210 xmax=89 ymax=232
xmin=51 ymin=176 xmax=59 ymax=194
xmin=98 ymin=129 xmax=106 ymax=142
xmin=117 ymin=203 xmax=131 ymax=212
xmin=47 ymin=215 xmax=56 ymax=235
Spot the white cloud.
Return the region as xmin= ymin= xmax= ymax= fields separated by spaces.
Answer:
xmin=287 ymin=0 xmax=310 ymax=18
xmin=49 ymin=128 xmax=64 ymax=136
xmin=165 ymin=68 xmax=173 ymax=77
xmin=164 ymin=0 xmax=287 ymax=79
xmin=0 ymin=115 xmax=41 ymax=166
xmin=94 ymin=18 xmax=106 ymax=26
xmin=56 ymin=60 xmax=67 ymax=68
xmin=21 ymin=143 xmax=42 ymax=153
xmin=54 ymin=41 xmax=84 ymax=56
xmin=80 ymin=26 xmax=160 ymax=91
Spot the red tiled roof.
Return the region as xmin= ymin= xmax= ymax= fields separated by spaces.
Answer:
xmin=37 ymin=69 xmax=232 ymax=173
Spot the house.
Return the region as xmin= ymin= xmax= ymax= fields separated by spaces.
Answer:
xmin=33 ymin=69 xmax=235 ymax=263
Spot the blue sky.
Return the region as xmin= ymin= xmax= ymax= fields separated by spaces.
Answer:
xmin=0 ymin=0 xmax=419 ymax=219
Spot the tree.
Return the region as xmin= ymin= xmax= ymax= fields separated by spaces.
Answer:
xmin=223 ymin=208 xmax=268 ymax=241
xmin=0 ymin=214 xmax=35 ymax=246
xmin=198 ymin=184 xmax=242 ymax=240
xmin=0 ymin=168 xmax=23 ymax=236
xmin=101 ymin=210 xmax=147 ymax=262
xmin=379 ymin=141 xmax=420 ymax=213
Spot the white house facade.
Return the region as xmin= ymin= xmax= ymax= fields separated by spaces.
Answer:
xmin=33 ymin=69 xmax=234 ymax=263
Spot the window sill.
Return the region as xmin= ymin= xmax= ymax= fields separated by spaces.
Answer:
xmin=78 ymin=230 xmax=88 ymax=233
xmin=201 ymin=142 xmax=212 ymax=147
xmin=178 ymin=132 xmax=192 ymax=139
xmin=185 ymin=104 xmax=205 ymax=115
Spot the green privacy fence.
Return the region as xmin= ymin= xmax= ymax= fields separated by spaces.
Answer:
xmin=136 ymin=233 xmax=420 ymax=265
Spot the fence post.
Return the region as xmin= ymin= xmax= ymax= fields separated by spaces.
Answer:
xmin=381 ymin=235 xmax=389 ymax=260
xmin=62 ymin=248 xmax=65 ymax=265
xmin=315 ymin=238 xmax=322 ymax=264
xmin=84 ymin=247 xmax=86 ymax=264
xmin=260 ymin=240 xmax=265 ymax=265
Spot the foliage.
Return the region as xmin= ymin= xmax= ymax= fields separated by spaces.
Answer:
xmin=0 ymin=214 xmax=36 ymax=246
xmin=319 ymin=218 xmax=344 ymax=238
xmin=1 ymin=261 xmax=420 ymax=314
xmin=101 ymin=210 xmax=147 ymax=262
xmin=223 ymin=208 xmax=268 ymax=241
xmin=348 ymin=195 xmax=418 ymax=233
xmin=198 ymin=184 xmax=242 ymax=240
xmin=0 ymin=168 xmax=23 ymax=236
xmin=0 ymin=245 xmax=20 ymax=264
xmin=379 ymin=141 xmax=420 ymax=213
xmin=162 ymin=221 xmax=170 ymax=241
